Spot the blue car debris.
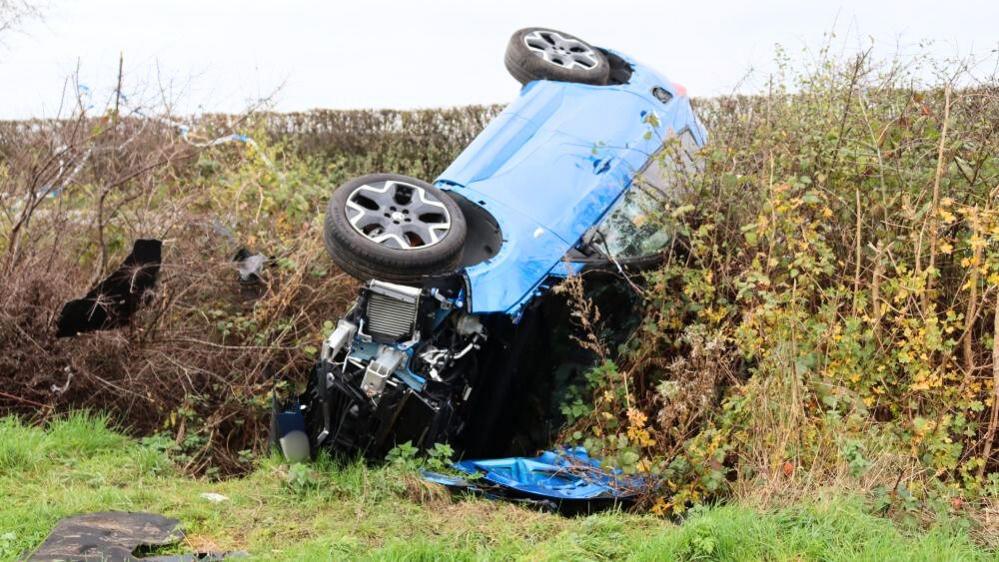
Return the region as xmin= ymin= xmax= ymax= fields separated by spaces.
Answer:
xmin=274 ymin=27 xmax=706 ymax=494
xmin=422 ymin=448 xmax=645 ymax=515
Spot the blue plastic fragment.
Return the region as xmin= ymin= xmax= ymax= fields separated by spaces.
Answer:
xmin=423 ymin=447 xmax=644 ymax=513
xmin=420 ymin=471 xmax=473 ymax=489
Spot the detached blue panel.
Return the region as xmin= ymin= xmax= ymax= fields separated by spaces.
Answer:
xmin=436 ymin=49 xmax=707 ymax=315
xmin=452 ymin=447 xmax=643 ymax=501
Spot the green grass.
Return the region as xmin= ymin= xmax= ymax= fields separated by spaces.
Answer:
xmin=0 ymin=414 xmax=992 ymax=561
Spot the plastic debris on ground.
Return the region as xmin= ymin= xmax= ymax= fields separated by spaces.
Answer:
xmin=422 ymin=447 xmax=644 ymax=515
xmin=232 ymin=248 xmax=267 ymax=284
xmin=56 ymin=239 xmax=162 ymax=338
xmin=26 ymin=511 xmax=244 ymax=561
xmin=199 ymin=492 xmax=230 ymax=503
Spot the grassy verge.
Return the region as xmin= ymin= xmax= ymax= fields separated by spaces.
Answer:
xmin=0 ymin=414 xmax=991 ymax=561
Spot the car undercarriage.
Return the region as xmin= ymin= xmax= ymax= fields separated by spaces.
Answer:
xmin=272 ymin=26 xmax=706 ymax=496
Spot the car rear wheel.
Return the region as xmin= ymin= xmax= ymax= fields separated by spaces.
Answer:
xmin=504 ymin=27 xmax=610 ymax=86
xmin=324 ymin=173 xmax=467 ymax=283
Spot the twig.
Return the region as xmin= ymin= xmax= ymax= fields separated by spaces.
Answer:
xmin=852 ymin=187 xmax=862 ymax=314
xmin=977 ymin=295 xmax=999 ymax=480
xmin=0 ymin=389 xmax=50 ymax=409
xmin=113 ymin=52 xmax=124 ymax=126
xmin=962 ymin=208 xmax=982 ymax=377
xmin=922 ymin=86 xmax=952 ymax=313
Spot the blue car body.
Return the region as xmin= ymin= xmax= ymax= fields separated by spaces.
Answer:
xmin=437 ymin=49 xmax=706 ymax=316
xmin=284 ymin=39 xmax=709 ymax=467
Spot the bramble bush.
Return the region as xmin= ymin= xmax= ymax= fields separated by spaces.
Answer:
xmin=564 ymin=46 xmax=999 ymax=522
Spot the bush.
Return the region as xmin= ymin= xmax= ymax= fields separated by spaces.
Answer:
xmin=0 ymin=106 xmax=495 ymax=475
xmin=564 ymin=46 xmax=999 ymax=517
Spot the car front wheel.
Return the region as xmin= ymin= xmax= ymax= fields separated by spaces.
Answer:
xmin=323 ymin=173 xmax=467 ymax=283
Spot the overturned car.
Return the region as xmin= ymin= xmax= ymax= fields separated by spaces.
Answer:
xmin=274 ymin=27 xmax=706 ymax=463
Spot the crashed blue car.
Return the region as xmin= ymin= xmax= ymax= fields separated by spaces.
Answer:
xmin=275 ymin=27 xmax=706 ymax=462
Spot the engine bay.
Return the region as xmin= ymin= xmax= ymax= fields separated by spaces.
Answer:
xmin=292 ymin=278 xmax=488 ymax=458
xmin=274 ymin=269 xmax=641 ymax=464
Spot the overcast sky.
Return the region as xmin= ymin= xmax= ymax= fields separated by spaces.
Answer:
xmin=0 ymin=0 xmax=995 ymax=119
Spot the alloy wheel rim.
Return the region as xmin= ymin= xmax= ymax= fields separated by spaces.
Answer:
xmin=344 ymin=180 xmax=452 ymax=250
xmin=523 ymin=30 xmax=601 ymax=71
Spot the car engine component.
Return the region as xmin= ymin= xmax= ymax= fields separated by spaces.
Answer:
xmin=322 ymin=319 xmax=357 ymax=361
xmin=364 ymin=280 xmax=421 ymax=341
xmin=361 ymin=345 xmax=406 ymax=399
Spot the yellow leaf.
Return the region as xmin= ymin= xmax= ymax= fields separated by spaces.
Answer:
xmin=651 ymin=498 xmax=671 ymax=516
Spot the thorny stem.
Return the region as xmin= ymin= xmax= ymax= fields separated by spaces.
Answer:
xmin=852 ymin=187 xmax=862 ymax=314
xmin=923 ymin=86 xmax=952 ymax=314
xmin=962 ymin=209 xmax=982 ymax=377
xmin=978 ymin=295 xmax=999 ymax=480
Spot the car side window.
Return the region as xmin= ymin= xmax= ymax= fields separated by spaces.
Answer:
xmin=589 ymin=129 xmax=700 ymax=261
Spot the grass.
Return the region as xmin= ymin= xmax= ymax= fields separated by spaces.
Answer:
xmin=0 ymin=414 xmax=992 ymax=561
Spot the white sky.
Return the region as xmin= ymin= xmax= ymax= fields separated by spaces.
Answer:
xmin=0 ymin=0 xmax=995 ymax=119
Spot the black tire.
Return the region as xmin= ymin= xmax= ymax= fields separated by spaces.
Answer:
xmin=504 ymin=27 xmax=610 ymax=86
xmin=324 ymin=173 xmax=467 ymax=283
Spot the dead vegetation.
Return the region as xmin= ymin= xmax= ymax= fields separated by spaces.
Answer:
xmin=0 ymin=63 xmax=501 ymax=473
xmin=0 ymin=91 xmax=495 ymax=473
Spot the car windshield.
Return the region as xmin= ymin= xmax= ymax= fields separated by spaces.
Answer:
xmin=594 ymin=129 xmax=701 ymax=260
